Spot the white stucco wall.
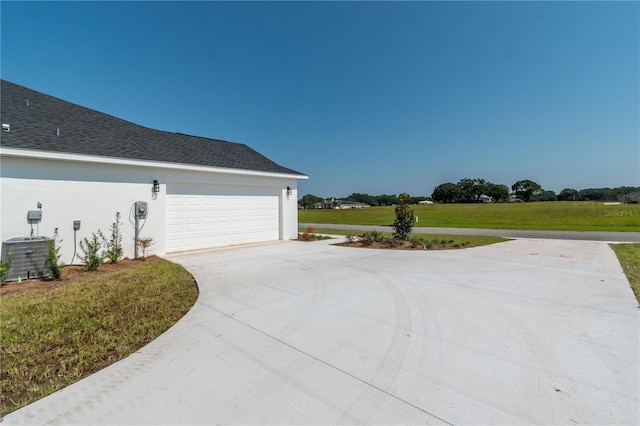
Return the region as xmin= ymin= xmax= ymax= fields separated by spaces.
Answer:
xmin=280 ymin=186 xmax=299 ymax=241
xmin=0 ymin=151 xmax=304 ymax=264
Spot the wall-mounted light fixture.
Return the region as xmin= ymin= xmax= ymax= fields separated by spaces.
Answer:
xmin=153 ymin=180 xmax=160 ymax=194
xmin=286 ymin=186 xmax=292 ymax=196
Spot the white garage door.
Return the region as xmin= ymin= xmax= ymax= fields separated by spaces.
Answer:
xmin=166 ymin=182 xmax=280 ymax=252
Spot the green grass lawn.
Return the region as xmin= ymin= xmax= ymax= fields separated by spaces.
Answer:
xmin=610 ymin=243 xmax=640 ymax=305
xmin=300 ymin=202 xmax=640 ymax=232
xmin=0 ymin=258 xmax=199 ymax=416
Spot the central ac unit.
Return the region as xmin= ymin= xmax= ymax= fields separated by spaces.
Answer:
xmin=1 ymin=237 xmax=50 ymax=281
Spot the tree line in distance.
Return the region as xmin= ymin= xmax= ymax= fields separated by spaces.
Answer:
xmin=298 ymin=179 xmax=639 ymax=208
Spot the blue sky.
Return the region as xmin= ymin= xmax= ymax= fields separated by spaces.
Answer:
xmin=2 ymin=1 xmax=638 ymax=198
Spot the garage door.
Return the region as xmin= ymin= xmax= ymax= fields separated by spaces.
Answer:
xmin=166 ymin=182 xmax=280 ymax=252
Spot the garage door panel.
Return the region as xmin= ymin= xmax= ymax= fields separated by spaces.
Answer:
xmin=185 ymin=222 xmax=201 ymax=232
xmin=166 ymin=184 xmax=279 ymax=252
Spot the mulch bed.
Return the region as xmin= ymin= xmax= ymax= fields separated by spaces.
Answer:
xmin=333 ymin=241 xmax=452 ymax=250
xmin=0 ymin=256 xmax=160 ymax=296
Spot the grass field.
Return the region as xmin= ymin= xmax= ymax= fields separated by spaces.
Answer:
xmin=299 ymin=202 xmax=640 ymax=232
xmin=609 ymin=244 xmax=640 ymax=305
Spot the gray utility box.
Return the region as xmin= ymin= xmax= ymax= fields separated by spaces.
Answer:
xmin=1 ymin=237 xmax=50 ymax=281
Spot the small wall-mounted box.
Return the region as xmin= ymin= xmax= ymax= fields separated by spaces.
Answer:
xmin=27 ymin=210 xmax=42 ymax=222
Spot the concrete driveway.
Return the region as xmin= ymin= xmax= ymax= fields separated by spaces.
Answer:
xmin=4 ymin=238 xmax=639 ymax=425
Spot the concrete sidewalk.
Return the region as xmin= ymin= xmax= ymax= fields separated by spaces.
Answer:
xmin=3 ymin=238 xmax=639 ymax=424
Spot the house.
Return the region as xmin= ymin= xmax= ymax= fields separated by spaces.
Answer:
xmin=0 ymin=80 xmax=307 ymax=263
xmin=337 ymin=200 xmax=369 ymax=209
xmin=310 ymin=198 xmax=369 ymax=209
xmin=624 ymin=193 xmax=639 ymax=204
xmin=312 ymin=198 xmax=337 ymax=209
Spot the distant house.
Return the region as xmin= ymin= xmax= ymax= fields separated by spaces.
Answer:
xmin=418 ymin=200 xmax=434 ymax=205
xmin=624 ymin=193 xmax=639 ymax=204
xmin=311 ymin=198 xmax=369 ymax=209
xmin=0 ymin=80 xmax=307 ymax=261
xmin=337 ymin=200 xmax=370 ymax=209
xmin=312 ymin=198 xmax=337 ymax=209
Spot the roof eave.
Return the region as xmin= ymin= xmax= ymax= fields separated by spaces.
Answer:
xmin=0 ymin=147 xmax=309 ymax=180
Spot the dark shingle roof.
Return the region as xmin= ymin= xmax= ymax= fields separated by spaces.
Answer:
xmin=0 ymin=80 xmax=304 ymax=176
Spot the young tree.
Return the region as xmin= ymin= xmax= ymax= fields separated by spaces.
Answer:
xmin=79 ymin=232 xmax=104 ymax=272
xmin=46 ymin=228 xmax=64 ymax=280
xmin=393 ymin=193 xmax=416 ymax=241
xmin=0 ymin=252 xmax=14 ymax=282
xmin=137 ymin=237 xmax=155 ymax=259
xmin=102 ymin=212 xmax=123 ymax=263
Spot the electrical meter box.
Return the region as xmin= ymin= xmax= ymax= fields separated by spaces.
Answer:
xmin=135 ymin=201 xmax=148 ymax=219
xmin=27 ymin=210 xmax=42 ymax=222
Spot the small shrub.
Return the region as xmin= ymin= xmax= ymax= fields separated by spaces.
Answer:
xmin=385 ymin=237 xmax=401 ymax=248
xmin=359 ymin=233 xmax=371 ymax=246
xmin=298 ymin=225 xmax=316 ymax=242
xmin=453 ymin=242 xmax=462 ymax=248
xmin=79 ymin=232 xmax=104 ymax=271
xmin=345 ymin=233 xmax=356 ymax=243
xmin=299 ymin=232 xmax=312 ymax=242
xmin=299 ymin=229 xmax=331 ymax=242
xmin=46 ymin=228 xmax=64 ymax=280
xmin=102 ymin=212 xmax=123 ymax=264
xmin=359 ymin=231 xmax=379 ymax=246
xmin=462 ymin=241 xmax=471 ymax=247
xmin=392 ymin=193 xmax=416 ymax=241
xmin=409 ymin=237 xmax=424 ymax=249
xmin=137 ymin=237 xmax=155 ymax=259
xmin=424 ymin=240 xmax=435 ymax=249
xmin=0 ymin=252 xmax=14 ymax=282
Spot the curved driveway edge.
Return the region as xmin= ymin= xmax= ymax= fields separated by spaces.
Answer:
xmin=3 ymin=238 xmax=639 ymax=425
xmin=300 ymin=223 xmax=640 ymax=242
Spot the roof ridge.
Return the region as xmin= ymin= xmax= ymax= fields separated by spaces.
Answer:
xmin=172 ymin=132 xmax=245 ymax=146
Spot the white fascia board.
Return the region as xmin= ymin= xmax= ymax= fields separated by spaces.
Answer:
xmin=0 ymin=147 xmax=309 ymax=180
